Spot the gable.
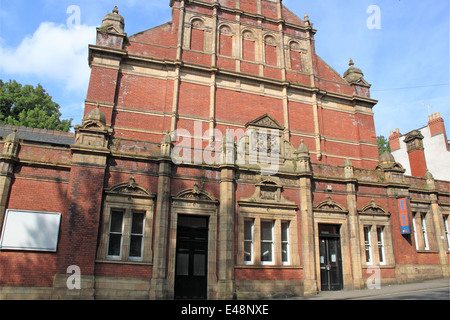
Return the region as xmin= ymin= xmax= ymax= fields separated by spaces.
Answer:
xmin=245 ymin=113 xmax=284 ymax=130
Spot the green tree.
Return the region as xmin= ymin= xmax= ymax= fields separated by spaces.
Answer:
xmin=0 ymin=80 xmax=72 ymax=132
xmin=377 ymin=135 xmax=391 ymax=156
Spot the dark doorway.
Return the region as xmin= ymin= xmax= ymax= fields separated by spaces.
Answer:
xmin=174 ymin=215 xmax=209 ymax=299
xmin=319 ymin=224 xmax=343 ymax=291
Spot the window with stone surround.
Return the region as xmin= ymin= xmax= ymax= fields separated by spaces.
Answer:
xmin=411 ymin=210 xmax=436 ymax=251
xmin=190 ymin=18 xmax=205 ymax=52
xmin=238 ymin=176 xmax=299 ymax=267
xmin=358 ymin=200 xmax=393 ymax=266
xmin=241 ymin=217 xmax=294 ymax=266
xmin=97 ymin=177 xmax=155 ymax=263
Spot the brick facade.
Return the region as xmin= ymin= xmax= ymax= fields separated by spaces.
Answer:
xmin=0 ymin=0 xmax=449 ymax=300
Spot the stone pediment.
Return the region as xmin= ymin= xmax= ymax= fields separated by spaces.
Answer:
xmin=173 ymin=184 xmax=218 ymax=203
xmin=314 ymin=196 xmax=348 ymax=214
xmin=358 ymin=199 xmax=389 ymax=216
xmin=238 ymin=176 xmax=297 ymax=210
xmin=106 ymin=176 xmax=154 ymax=198
xmin=245 ymin=114 xmax=284 ymax=130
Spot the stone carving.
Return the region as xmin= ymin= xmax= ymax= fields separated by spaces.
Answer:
xmin=358 ymin=198 xmax=389 ymax=216
xmin=314 ymin=196 xmax=347 ymax=213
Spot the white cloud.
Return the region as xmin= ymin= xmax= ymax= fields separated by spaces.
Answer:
xmin=0 ymin=22 xmax=96 ymax=93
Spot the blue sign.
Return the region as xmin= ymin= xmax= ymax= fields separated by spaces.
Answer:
xmin=398 ymin=198 xmax=411 ymax=235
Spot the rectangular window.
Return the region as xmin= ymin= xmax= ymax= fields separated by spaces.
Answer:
xmin=444 ymin=215 xmax=450 ymax=251
xmin=412 ymin=212 xmax=419 ymax=250
xmin=260 ymin=220 xmax=274 ymax=264
xmin=244 ymin=219 xmax=254 ymax=264
xmin=421 ymin=213 xmax=429 ymax=250
xmin=364 ymin=226 xmax=372 ymax=264
xmin=281 ymin=221 xmax=290 ymax=264
xmin=129 ymin=211 xmax=145 ymax=260
xmin=377 ymin=226 xmax=385 ymax=265
xmin=107 ymin=209 xmax=124 ymax=259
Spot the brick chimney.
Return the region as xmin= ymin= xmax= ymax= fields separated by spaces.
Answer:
xmin=389 ymin=128 xmax=401 ymax=151
xmin=403 ymin=130 xmax=427 ymax=177
xmin=428 ymin=112 xmax=448 ymax=150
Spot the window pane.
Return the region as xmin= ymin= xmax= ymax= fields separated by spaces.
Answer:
xmin=129 ymin=235 xmax=143 ymax=258
xmin=281 ymin=222 xmax=289 ymax=242
xmin=131 ymin=211 xmax=145 ymax=235
xmin=110 ymin=210 xmax=124 ymax=233
xmin=244 ymin=242 xmax=252 ymax=262
xmin=282 ymin=243 xmax=288 ymax=262
xmin=244 ymin=220 xmax=253 ymax=241
xmin=261 ymin=221 xmax=273 ymax=241
xmin=108 ymin=234 xmax=122 ymax=256
xmin=364 ymin=226 xmax=371 ymax=263
xmin=261 ymin=242 xmax=273 ymax=262
xmin=193 ymin=252 xmax=206 ymax=276
xmin=176 ymin=251 xmax=189 ymax=276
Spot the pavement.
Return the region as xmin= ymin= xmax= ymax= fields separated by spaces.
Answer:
xmin=288 ymin=278 xmax=450 ymax=300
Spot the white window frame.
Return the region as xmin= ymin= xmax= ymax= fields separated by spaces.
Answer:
xmin=128 ymin=211 xmax=146 ymax=261
xmin=106 ymin=209 xmax=125 ymax=260
xmin=444 ymin=215 xmax=450 ymax=251
xmin=260 ymin=220 xmax=274 ymax=265
xmin=376 ymin=226 xmax=386 ymax=265
xmin=364 ymin=226 xmax=372 ymax=265
xmin=412 ymin=213 xmax=419 ymax=250
xmin=281 ymin=221 xmax=290 ymax=265
xmin=244 ymin=219 xmax=254 ymax=265
xmin=421 ymin=213 xmax=429 ymax=250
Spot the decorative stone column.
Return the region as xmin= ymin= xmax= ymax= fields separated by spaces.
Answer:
xmin=0 ymin=130 xmax=20 ymax=226
xmin=150 ymin=132 xmax=174 ymax=299
xmin=343 ymin=159 xmax=364 ymax=289
xmin=217 ymin=129 xmax=236 ymax=299
xmin=296 ymin=141 xmax=317 ymax=295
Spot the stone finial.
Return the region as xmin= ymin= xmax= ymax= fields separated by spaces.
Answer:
xmin=160 ymin=130 xmax=173 ymax=157
xmin=297 ymin=139 xmax=309 ymax=156
xmin=304 ymin=14 xmax=310 ymax=26
xmin=3 ymin=129 xmax=20 ymax=157
xmin=349 ymin=58 xmax=355 ymax=67
xmin=113 ymin=6 xmax=119 ymax=14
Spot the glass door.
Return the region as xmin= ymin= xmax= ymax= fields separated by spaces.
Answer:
xmin=319 ymin=225 xmax=343 ymax=291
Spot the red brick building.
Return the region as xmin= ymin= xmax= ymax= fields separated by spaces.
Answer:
xmin=0 ymin=0 xmax=449 ymax=299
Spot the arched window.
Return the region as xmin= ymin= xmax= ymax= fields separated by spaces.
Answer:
xmin=219 ymin=25 xmax=233 ymax=57
xmin=242 ymin=30 xmax=255 ymax=62
xmin=264 ymin=35 xmax=278 ymax=66
xmin=190 ymin=18 xmax=205 ymax=51
xmin=289 ymin=41 xmax=302 ymax=71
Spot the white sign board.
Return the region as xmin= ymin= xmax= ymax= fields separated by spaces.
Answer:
xmin=0 ymin=209 xmax=61 ymax=252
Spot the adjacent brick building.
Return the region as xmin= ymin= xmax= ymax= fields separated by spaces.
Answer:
xmin=0 ymin=0 xmax=449 ymax=299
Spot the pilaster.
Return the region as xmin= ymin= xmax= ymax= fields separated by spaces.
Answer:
xmin=150 ymin=134 xmax=174 ymax=299
xmin=296 ymin=141 xmax=317 ymax=295
xmin=0 ymin=130 xmax=20 ymax=227
xmin=344 ymin=159 xmax=364 ymax=289
xmin=217 ymin=130 xmax=236 ymax=299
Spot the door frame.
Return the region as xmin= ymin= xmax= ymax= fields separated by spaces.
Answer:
xmin=174 ymin=215 xmax=209 ymax=299
xmin=167 ymin=193 xmax=218 ymax=299
xmin=314 ymin=219 xmax=352 ymax=292
xmin=319 ymin=230 xmax=343 ymax=291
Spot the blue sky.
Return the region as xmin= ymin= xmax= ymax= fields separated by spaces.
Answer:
xmin=0 ymin=0 xmax=449 ymax=139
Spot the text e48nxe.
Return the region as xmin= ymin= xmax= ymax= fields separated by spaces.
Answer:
xmin=225 ymin=304 xmax=269 ymax=315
